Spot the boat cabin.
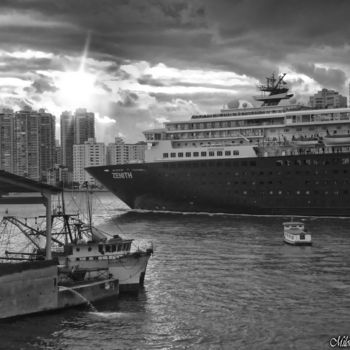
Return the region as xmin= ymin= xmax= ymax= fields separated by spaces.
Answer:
xmin=65 ymin=235 xmax=133 ymax=262
xmin=283 ymin=221 xmax=305 ymax=233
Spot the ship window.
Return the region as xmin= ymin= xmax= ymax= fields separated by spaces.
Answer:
xmin=117 ymin=244 xmax=122 ymax=251
xmin=296 ymin=190 xmax=301 ymax=195
xmin=209 ymin=151 xmax=214 ymax=156
xmin=225 ymin=151 xmax=231 ymax=156
xmin=76 ymin=257 xmax=80 ymax=261
xmin=276 ymin=160 xmax=283 ymax=166
xmin=112 ymin=245 xmax=116 ymax=252
xmin=76 ymin=247 xmax=80 ymax=252
xmin=193 ymin=152 xmax=199 ymax=157
xmin=201 ymin=152 xmax=207 ymax=156
xmin=88 ymin=247 xmax=92 ymax=252
xmin=171 ymin=153 xmax=176 ymax=158
xmin=85 ymin=257 xmax=90 ymax=261
xmin=306 ymin=190 xmax=310 ymax=195
xmin=105 ymin=245 xmax=111 ymax=253
xmin=163 ymin=153 xmax=168 ymax=158
xmin=233 ymin=150 xmax=239 ymax=155
xmin=304 ymin=159 xmax=311 ymax=165
xmin=217 ymin=151 xmax=223 ymax=156
xmin=278 ymin=190 xmax=282 ymax=195
xmin=295 ymin=160 xmax=302 ymax=166
xmin=186 ymin=152 xmax=191 ymax=157
xmin=178 ymin=153 xmax=183 ymax=157
xmin=243 ymin=190 xmax=247 ymax=195
xmin=269 ymin=191 xmax=273 ymax=195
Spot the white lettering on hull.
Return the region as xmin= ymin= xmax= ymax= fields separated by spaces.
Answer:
xmin=112 ymin=172 xmax=133 ymax=179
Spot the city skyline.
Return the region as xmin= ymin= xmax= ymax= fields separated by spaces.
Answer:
xmin=1 ymin=1 xmax=350 ymax=143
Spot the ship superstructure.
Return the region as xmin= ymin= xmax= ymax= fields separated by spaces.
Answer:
xmin=87 ymin=73 xmax=350 ymax=216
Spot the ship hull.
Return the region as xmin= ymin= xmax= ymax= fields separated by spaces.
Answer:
xmin=86 ymin=151 xmax=350 ymax=216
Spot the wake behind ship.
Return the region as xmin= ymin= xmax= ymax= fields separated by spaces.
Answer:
xmin=87 ymin=73 xmax=350 ymax=216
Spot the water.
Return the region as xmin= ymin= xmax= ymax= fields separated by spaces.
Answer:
xmin=1 ymin=192 xmax=350 ymax=349
xmin=59 ymin=286 xmax=98 ymax=313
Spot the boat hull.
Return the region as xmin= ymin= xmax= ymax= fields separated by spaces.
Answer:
xmin=283 ymin=239 xmax=312 ymax=246
xmin=0 ymin=260 xmax=119 ymax=320
xmin=86 ymin=151 xmax=350 ymax=217
xmin=64 ymin=252 xmax=151 ymax=292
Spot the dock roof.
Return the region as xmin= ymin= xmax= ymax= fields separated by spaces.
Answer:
xmin=0 ymin=170 xmax=61 ymax=204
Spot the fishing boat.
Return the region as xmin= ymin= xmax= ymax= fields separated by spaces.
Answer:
xmin=51 ymin=210 xmax=153 ymax=292
xmin=1 ymin=187 xmax=153 ymax=292
xmin=283 ymin=219 xmax=312 ymax=246
xmin=0 ymin=171 xmax=119 ymax=320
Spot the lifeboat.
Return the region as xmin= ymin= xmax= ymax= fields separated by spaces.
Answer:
xmin=323 ymin=134 xmax=350 ymax=146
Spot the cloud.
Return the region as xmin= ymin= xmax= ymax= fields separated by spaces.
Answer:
xmin=25 ymin=75 xmax=58 ymax=94
xmin=0 ymin=0 xmax=350 ymax=143
xmin=292 ymin=63 xmax=347 ymax=91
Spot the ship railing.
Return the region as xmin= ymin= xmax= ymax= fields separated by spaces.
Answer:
xmin=258 ymin=143 xmax=350 ymax=157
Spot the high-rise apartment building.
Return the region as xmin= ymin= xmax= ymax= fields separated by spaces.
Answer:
xmin=74 ymin=108 xmax=95 ymax=145
xmin=107 ymin=137 xmax=146 ymax=165
xmin=309 ymin=88 xmax=347 ymax=109
xmin=73 ymin=138 xmax=105 ymax=186
xmin=38 ymin=109 xmax=56 ymax=180
xmin=0 ymin=110 xmax=14 ymax=173
xmin=60 ymin=108 xmax=95 ymax=173
xmin=12 ymin=107 xmax=55 ymax=181
xmin=60 ymin=111 xmax=74 ymax=171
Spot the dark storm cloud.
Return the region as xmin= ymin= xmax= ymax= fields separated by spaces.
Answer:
xmin=2 ymin=0 xmax=350 ymax=82
xmin=292 ymin=63 xmax=347 ymax=91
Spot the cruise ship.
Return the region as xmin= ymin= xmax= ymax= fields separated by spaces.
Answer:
xmin=87 ymin=73 xmax=350 ymax=216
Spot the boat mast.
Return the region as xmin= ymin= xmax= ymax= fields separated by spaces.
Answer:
xmin=44 ymin=193 xmax=52 ymax=260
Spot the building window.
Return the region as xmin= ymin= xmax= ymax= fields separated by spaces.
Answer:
xmin=186 ymin=152 xmax=191 ymax=157
xmin=217 ymin=151 xmax=223 ymax=156
xmin=178 ymin=152 xmax=184 ymax=157
xmin=233 ymin=150 xmax=239 ymax=155
xmin=225 ymin=151 xmax=231 ymax=156
xmin=171 ymin=153 xmax=176 ymax=158
xmin=163 ymin=153 xmax=168 ymax=158
xmin=193 ymin=152 xmax=199 ymax=157
xmin=201 ymin=152 xmax=207 ymax=156
xmin=209 ymin=151 xmax=214 ymax=156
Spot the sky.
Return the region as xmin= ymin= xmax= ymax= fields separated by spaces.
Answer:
xmin=1 ymin=0 xmax=350 ymax=143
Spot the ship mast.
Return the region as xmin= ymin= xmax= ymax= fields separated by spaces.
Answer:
xmin=254 ymin=72 xmax=293 ymax=106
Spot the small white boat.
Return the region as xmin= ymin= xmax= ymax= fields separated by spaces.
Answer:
xmin=283 ymin=220 xmax=312 ymax=246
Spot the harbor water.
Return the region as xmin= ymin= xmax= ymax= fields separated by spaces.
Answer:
xmin=0 ymin=192 xmax=350 ymax=349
